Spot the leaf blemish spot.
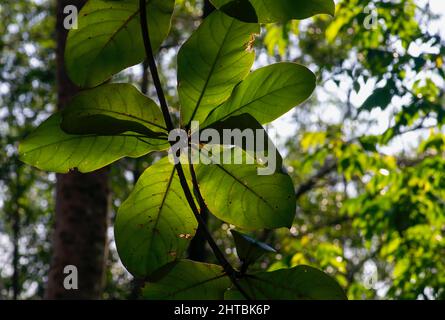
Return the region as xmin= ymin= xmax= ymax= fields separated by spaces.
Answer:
xmin=245 ymin=33 xmax=258 ymax=52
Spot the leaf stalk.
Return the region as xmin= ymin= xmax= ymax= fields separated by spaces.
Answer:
xmin=139 ymin=0 xmax=250 ymax=300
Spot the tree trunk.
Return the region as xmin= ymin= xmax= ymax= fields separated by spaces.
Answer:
xmin=45 ymin=0 xmax=110 ymax=300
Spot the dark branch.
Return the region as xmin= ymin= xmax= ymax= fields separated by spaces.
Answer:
xmin=139 ymin=0 xmax=173 ymax=131
xmin=295 ymin=157 xmax=337 ymax=199
xmin=138 ymin=0 xmax=250 ymax=299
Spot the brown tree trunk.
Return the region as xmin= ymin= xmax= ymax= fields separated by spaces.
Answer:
xmin=45 ymin=0 xmax=110 ymax=299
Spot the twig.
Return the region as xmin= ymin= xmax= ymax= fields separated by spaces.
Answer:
xmin=139 ymin=0 xmax=173 ymax=131
xmin=295 ymin=157 xmax=337 ymax=199
xmin=139 ymin=0 xmax=250 ymax=299
xmin=187 ymin=151 xmax=252 ymax=299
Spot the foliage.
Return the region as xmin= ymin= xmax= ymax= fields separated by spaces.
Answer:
xmin=263 ymin=0 xmax=445 ymax=300
xmin=19 ymin=0 xmax=346 ymax=300
xmin=209 ymin=0 xmax=335 ymax=23
xmin=3 ymin=0 xmax=444 ymax=301
xmin=65 ymin=0 xmax=175 ymax=87
xmin=0 ymin=0 xmax=56 ymax=299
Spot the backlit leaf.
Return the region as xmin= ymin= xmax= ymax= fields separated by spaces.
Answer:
xmin=142 ymin=260 xmax=230 ymax=300
xmin=19 ymin=114 xmax=167 ymax=173
xmin=65 ymin=0 xmax=175 ymax=87
xmin=115 ymin=158 xmax=198 ymax=277
xmin=196 ymin=148 xmax=295 ymax=230
xmin=225 ymin=265 xmax=347 ymax=300
xmin=178 ymin=10 xmax=260 ymax=126
xmin=201 ymin=113 xmax=283 ymax=171
xmin=203 ymin=63 xmax=316 ymax=126
xmin=210 ymin=0 xmax=335 ymax=23
xmin=61 ymin=83 xmax=167 ymax=138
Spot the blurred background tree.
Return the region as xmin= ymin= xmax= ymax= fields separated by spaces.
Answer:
xmin=261 ymin=0 xmax=445 ymax=299
xmin=1 ymin=0 xmax=444 ymax=299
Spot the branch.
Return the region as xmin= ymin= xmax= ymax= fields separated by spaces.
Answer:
xmin=295 ymin=216 xmax=352 ymax=239
xmin=139 ymin=0 xmax=173 ymax=131
xmin=346 ymin=244 xmax=383 ymax=284
xmin=295 ymin=157 xmax=337 ymax=199
xmin=294 ymin=120 xmax=436 ymax=200
xmin=187 ymin=153 xmax=252 ymax=299
xmin=139 ymin=0 xmax=250 ymax=299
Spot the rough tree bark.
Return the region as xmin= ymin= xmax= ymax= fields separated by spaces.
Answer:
xmin=45 ymin=0 xmax=110 ymax=299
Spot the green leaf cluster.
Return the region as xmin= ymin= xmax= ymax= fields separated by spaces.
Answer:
xmin=19 ymin=0 xmax=345 ymax=300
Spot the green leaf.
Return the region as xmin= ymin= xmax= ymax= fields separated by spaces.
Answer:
xmin=202 ymin=113 xmax=283 ymax=170
xmin=360 ymin=84 xmax=394 ymax=112
xmin=231 ymin=229 xmax=276 ymax=267
xmin=178 ymin=10 xmax=260 ymax=126
xmin=115 ymin=158 xmax=197 ymax=278
xmin=61 ymin=83 xmax=167 ymax=137
xmin=19 ymin=114 xmax=167 ymax=173
xmin=359 ymin=135 xmax=378 ymax=153
xmin=65 ymin=0 xmax=175 ymax=87
xmin=142 ymin=260 xmax=230 ymax=300
xmin=196 ymin=148 xmax=296 ymax=230
xmin=210 ymin=0 xmax=335 ymax=23
xmin=203 ymin=63 xmax=316 ymax=127
xmin=225 ymin=265 xmax=347 ymax=300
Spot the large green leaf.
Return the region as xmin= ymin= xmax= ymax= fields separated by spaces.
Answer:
xmin=201 ymin=113 xmax=283 ymax=170
xmin=19 ymin=114 xmax=167 ymax=173
xmin=203 ymin=63 xmax=316 ymax=127
xmin=115 ymin=158 xmax=197 ymax=277
xmin=61 ymin=83 xmax=167 ymax=137
xmin=210 ymin=0 xmax=335 ymax=23
xmin=142 ymin=260 xmax=230 ymax=300
xmin=196 ymin=148 xmax=295 ymax=230
xmin=225 ymin=265 xmax=347 ymax=300
xmin=65 ymin=0 xmax=175 ymax=87
xmin=178 ymin=10 xmax=260 ymax=126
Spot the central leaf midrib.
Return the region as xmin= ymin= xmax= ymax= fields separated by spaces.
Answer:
xmin=214 ymin=163 xmax=275 ymax=211
xmin=146 ymin=166 xmax=177 ymax=260
xmin=162 ymin=273 xmax=227 ymax=298
xmin=188 ymin=19 xmax=236 ymax=124
xmin=84 ymin=0 xmax=152 ymax=75
xmin=211 ymin=79 xmax=306 ymax=123
xmin=72 ymin=107 xmax=167 ymax=131
xmin=23 ymin=132 xmax=157 ymax=154
xmin=245 ymin=272 xmax=317 ymax=299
